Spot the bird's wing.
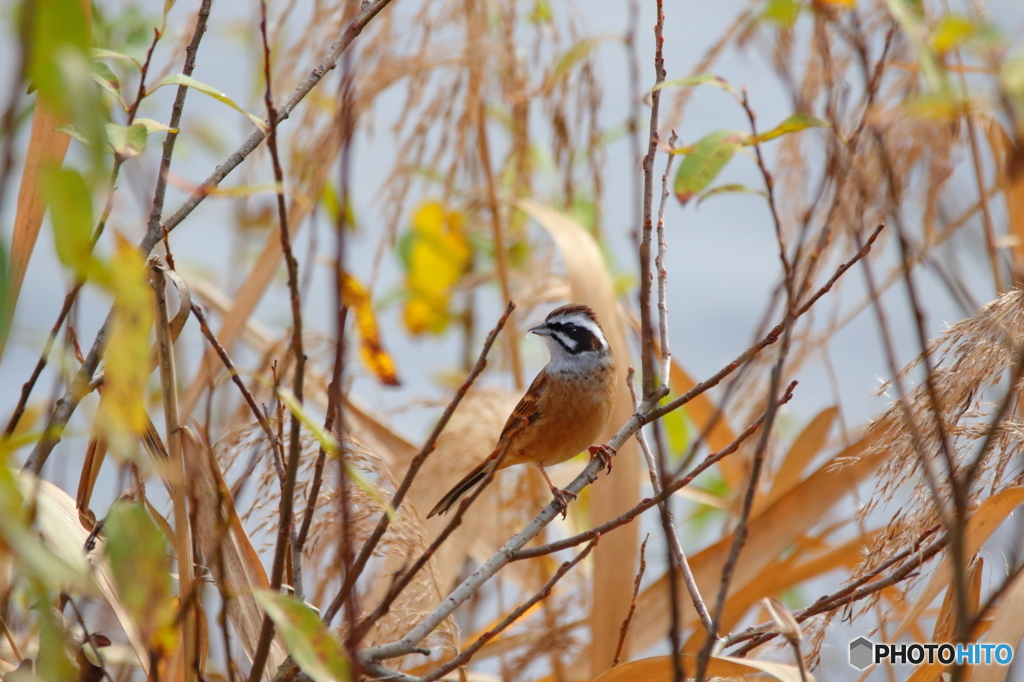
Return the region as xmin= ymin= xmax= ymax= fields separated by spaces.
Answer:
xmin=496 ymin=369 xmax=548 ymax=445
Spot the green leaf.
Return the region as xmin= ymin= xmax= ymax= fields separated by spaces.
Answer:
xmin=134 ymin=117 xmax=179 ymax=134
xmin=753 ymin=113 xmax=830 ymax=143
xmin=254 ymin=591 xmax=350 ymax=682
xmin=696 ymin=183 xmax=767 ymax=208
xmin=37 ymin=594 xmax=78 ymax=682
xmin=652 ymin=74 xmax=740 ymax=102
xmin=90 ymin=61 xmax=127 ymax=112
xmin=105 ymin=122 xmax=149 ymax=158
xmin=103 ymin=500 xmax=177 ymax=654
xmin=91 ymin=47 xmax=141 ymax=71
xmin=42 ymin=168 xmax=95 ymax=274
xmin=673 ymin=130 xmax=745 ymax=206
xmin=154 ymin=74 xmax=268 ymax=131
xmin=29 ymin=0 xmax=90 ymax=110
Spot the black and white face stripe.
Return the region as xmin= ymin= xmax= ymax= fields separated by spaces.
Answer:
xmin=543 ymin=314 xmax=607 ymax=355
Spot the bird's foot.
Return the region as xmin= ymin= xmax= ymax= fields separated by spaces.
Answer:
xmin=549 ymin=486 xmax=578 ymax=519
xmin=588 ymin=444 xmax=615 ymax=475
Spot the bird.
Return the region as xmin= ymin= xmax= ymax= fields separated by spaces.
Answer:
xmin=427 ymin=303 xmax=618 ymax=519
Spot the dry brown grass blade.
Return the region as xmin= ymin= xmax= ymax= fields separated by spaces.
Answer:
xmin=592 ymin=653 xmax=815 ymax=682
xmin=180 ymin=425 xmax=287 ymax=674
xmin=973 ymin=568 xmax=1024 ymax=682
xmin=902 ymin=558 xmax=983 ymax=682
xmin=15 ymin=472 xmax=149 ymax=672
xmin=984 ymin=119 xmax=1024 ymax=279
xmin=75 ymin=431 xmax=107 ymax=528
xmin=517 ymin=198 xmax=641 ymax=674
xmin=7 ymin=105 xmax=74 ymax=333
xmin=892 ymin=487 xmax=1024 ymax=641
xmin=933 ymin=557 xmax=982 ymax=645
xmin=754 ymin=406 xmax=838 ymax=516
xmin=702 ymin=530 xmax=880 ymax=643
xmin=621 ymin=430 xmax=884 ymax=660
xmin=667 ymin=360 xmax=742 ymax=490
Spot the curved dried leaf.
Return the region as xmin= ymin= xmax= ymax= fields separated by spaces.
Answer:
xmin=182 ymin=427 xmax=286 ymax=672
xmin=984 ymin=120 xmax=1024 ymax=270
xmin=342 ymin=273 xmax=400 ymax=386
xmin=11 ymin=471 xmax=149 ymax=671
xmin=667 ymin=360 xmax=741 ymax=488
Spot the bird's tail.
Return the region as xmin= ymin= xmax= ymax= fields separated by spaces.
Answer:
xmin=427 ymin=458 xmax=497 ymax=518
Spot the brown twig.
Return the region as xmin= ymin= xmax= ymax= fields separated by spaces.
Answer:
xmin=322 ymin=301 xmax=515 ymax=626
xmin=627 ymin=368 xmax=713 ymax=636
xmin=421 ymin=537 xmax=600 ymax=682
xmin=249 ymin=5 xmax=308 ymax=678
xmin=654 ymin=130 xmax=677 ymax=387
xmin=189 ymin=302 xmax=284 ymax=478
xmin=637 ymin=0 xmax=667 ymax=398
xmin=146 ymin=0 xmax=213 ymax=244
xmin=613 ymin=534 xmax=648 ymax=667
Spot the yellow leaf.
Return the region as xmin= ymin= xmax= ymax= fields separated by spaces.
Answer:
xmin=402 ymin=200 xmax=470 ymax=335
xmin=98 ymin=236 xmax=153 ymax=457
xmin=342 ymin=273 xmax=400 ymax=386
xmin=931 ymin=14 xmax=976 ymax=54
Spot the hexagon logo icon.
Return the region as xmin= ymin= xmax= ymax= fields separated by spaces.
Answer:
xmin=849 ymin=637 xmax=873 ymax=670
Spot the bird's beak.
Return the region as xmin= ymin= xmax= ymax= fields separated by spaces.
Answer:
xmin=528 ymin=324 xmax=552 ymax=337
